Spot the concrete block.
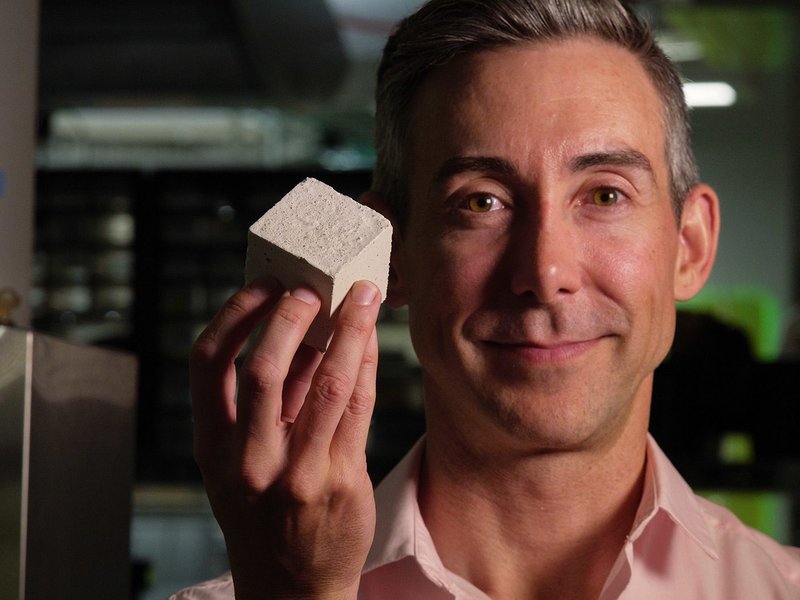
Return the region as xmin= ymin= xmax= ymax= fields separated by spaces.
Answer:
xmin=245 ymin=177 xmax=392 ymax=351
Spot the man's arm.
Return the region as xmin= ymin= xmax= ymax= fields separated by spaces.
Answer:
xmin=190 ymin=277 xmax=381 ymax=599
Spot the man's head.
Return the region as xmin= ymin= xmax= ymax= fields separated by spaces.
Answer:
xmin=366 ymin=1 xmax=719 ymax=453
xmin=373 ymin=0 xmax=698 ymax=231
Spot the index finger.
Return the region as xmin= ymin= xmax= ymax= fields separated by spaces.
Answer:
xmin=289 ymin=281 xmax=382 ymax=465
xmin=235 ymin=287 xmax=322 ymax=461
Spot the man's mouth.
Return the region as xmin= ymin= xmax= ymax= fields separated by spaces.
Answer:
xmin=482 ymin=337 xmax=603 ymax=364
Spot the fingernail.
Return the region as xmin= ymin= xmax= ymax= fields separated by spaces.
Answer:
xmin=291 ymin=287 xmax=319 ymax=305
xmin=351 ymin=281 xmax=378 ymax=306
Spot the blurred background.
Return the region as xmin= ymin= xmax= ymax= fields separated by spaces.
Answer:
xmin=1 ymin=0 xmax=799 ymax=597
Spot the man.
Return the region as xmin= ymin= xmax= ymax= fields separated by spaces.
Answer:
xmin=175 ymin=0 xmax=800 ymax=598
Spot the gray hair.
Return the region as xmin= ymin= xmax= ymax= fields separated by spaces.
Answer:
xmin=373 ymin=0 xmax=698 ymax=230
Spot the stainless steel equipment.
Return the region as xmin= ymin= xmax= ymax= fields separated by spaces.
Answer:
xmin=0 ymin=326 xmax=137 ymax=599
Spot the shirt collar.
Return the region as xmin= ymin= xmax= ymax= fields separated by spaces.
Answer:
xmin=630 ymin=434 xmax=719 ymax=560
xmin=364 ymin=437 xmax=485 ymax=598
xmin=364 ymin=436 xmax=424 ymax=573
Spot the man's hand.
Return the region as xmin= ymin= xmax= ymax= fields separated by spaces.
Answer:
xmin=190 ymin=278 xmax=381 ymax=599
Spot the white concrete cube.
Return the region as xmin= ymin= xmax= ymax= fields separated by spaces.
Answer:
xmin=245 ymin=177 xmax=392 ymax=351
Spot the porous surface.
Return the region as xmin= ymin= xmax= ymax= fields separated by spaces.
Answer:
xmin=245 ymin=177 xmax=392 ymax=351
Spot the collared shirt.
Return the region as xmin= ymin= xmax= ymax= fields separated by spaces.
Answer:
xmin=171 ymin=436 xmax=800 ymax=599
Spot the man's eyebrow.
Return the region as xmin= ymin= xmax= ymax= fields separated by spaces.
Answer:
xmin=569 ymin=149 xmax=654 ymax=176
xmin=433 ymin=151 xmax=654 ymax=184
xmin=434 ymin=156 xmax=518 ymax=183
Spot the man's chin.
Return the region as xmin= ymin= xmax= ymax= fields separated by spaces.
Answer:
xmin=471 ymin=386 xmax=599 ymax=444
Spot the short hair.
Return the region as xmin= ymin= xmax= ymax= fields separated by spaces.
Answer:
xmin=372 ymin=0 xmax=698 ymax=230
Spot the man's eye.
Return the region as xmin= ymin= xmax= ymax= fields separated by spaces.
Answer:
xmin=592 ymin=188 xmax=621 ymax=206
xmin=467 ymin=195 xmax=501 ymax=213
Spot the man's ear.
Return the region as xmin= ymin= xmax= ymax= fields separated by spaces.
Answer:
xmin=360 ymin=190 xmax=408 ymax=308
xmin=674 ymin=184 xmax=720 ymax=301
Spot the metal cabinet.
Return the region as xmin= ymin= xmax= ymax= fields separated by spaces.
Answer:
xmin=0 ymin=326 xmax=137 ymax=599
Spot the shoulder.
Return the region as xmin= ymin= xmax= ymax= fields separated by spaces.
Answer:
xmin=695 ymin=494 xmax=800 ymax=590
xmin=639 ymin=437 xmax=800 ymax=596
xmin=169 ymin=572 xmax=234 ymax=600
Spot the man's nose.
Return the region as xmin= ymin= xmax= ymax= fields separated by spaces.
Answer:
xmin=508 ymin=210 xmax=582 ymax=304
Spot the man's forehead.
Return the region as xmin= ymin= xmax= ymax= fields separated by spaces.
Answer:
xmin=407 ymin=38 xmax=668 ymax=179
xmin=424 ymin=39 xmax=661 ymax=123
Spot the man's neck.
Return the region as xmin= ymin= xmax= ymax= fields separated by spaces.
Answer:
xmin=418 ymin=396 xmax=649 ymax=600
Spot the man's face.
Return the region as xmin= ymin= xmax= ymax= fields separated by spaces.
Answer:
xmin=392 ymin=37 xmax=704 ymax=452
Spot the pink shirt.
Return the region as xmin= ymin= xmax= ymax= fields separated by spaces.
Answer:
xmin=172 ymin=436 xmax=800 ymax=599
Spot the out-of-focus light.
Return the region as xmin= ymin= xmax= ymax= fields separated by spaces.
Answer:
xmin=217 ymin=204 xmax=236 ymax=222
xmin=659 ymin=38 xmax=705 ymax=63
xmin=683 ymin=82 xmax=737 ymax=108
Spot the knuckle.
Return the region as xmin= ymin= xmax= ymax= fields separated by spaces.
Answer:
xmin=313 ymin=371 xmax=353 ymax=411
xmin=361 ymin=345 xmax=379 ymax=372
xmin=224 ymin=294 xmax=252 ymax=319
xmin=190 ymin=334 xmax=217 ymax=368
xmin=273 ymin=304 xmax=304 ymax=329
xmin=213 ymin=294 xmax=254 ymax=331
xmin=239 ymin=370 xmax=277 ymax=400
xmin=329 ymin=461 xmax=367 ymax=496
xmin=228 ymin=452 xmax=279 ymax=498
xmin=347 ymin=385 xmax=374 ymax=418
xmin=280 ymin=468 xmax=321 ymax=504
xmin=337 ymin=314 xmax=372 ymax=340
xmin=239 ymin=355 xmax=283 ymax=397
xmin=236 ymin=463 xmax=270 ymax=496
